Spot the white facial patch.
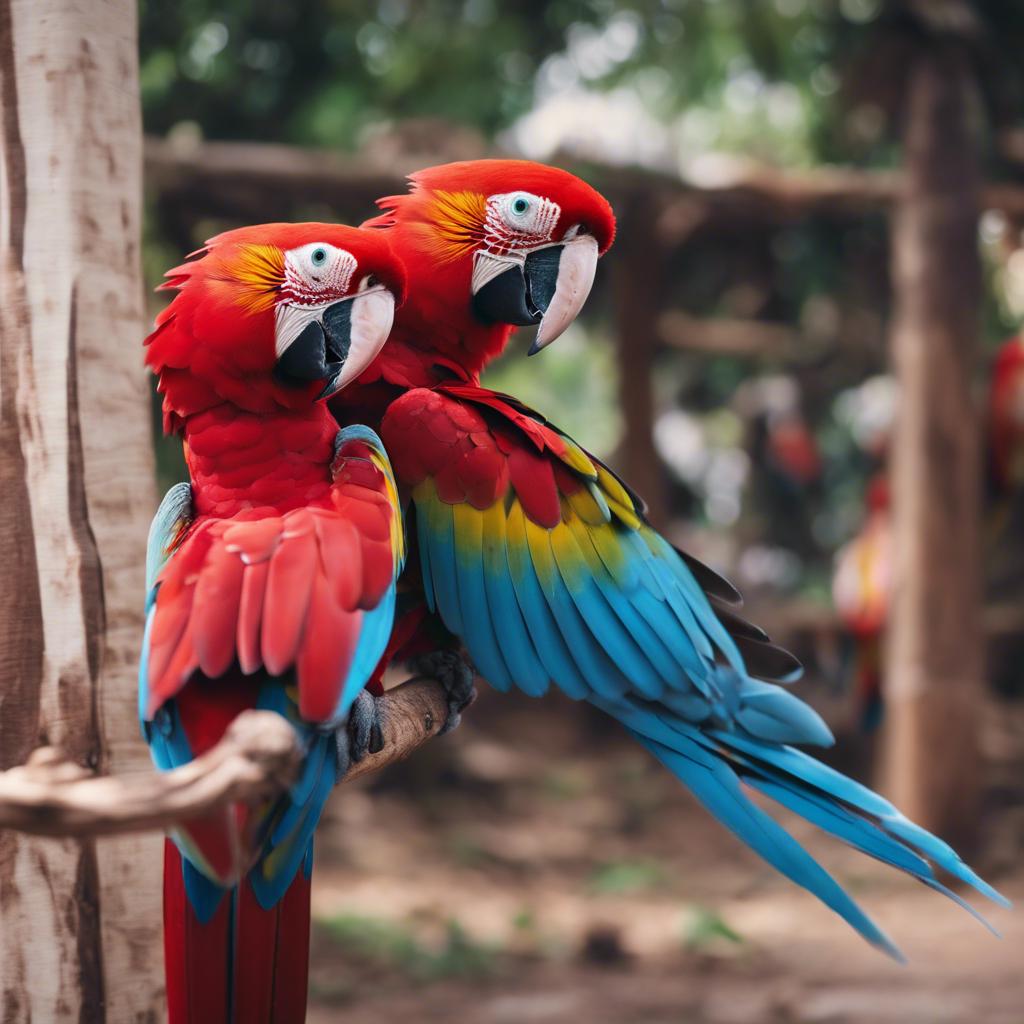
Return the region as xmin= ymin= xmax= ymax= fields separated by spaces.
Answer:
xmin=282 ymin=242 xmax=357 ymax=306
xmin=471 ymin=192 xmax=564 ymax=295
xmin=275 ymin=242 xmax=361 ymax=357
xmin=485 ymin=192 xmax=561 ymax=255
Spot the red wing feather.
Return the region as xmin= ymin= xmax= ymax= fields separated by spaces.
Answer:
xmin=148 ymin=460 xmax=399 ymax=723
xmin=381 ymin=385 xmax=584 ymax=527
xmin=295 ymin=572 xmax=361 ymax=721
xmin=236 ymin=559 xmax=270 ymax=675
xmin=260 ymin=514 xmax=318 ymax=676
xmin=191 ymin=541 xmax=245 ymax=678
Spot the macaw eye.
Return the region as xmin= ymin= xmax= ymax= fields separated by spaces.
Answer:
xmin=283 ymin=242 xmax=357 ymax=300
xmin=504 ymin=193 xmax=537 ymax=222
xmin=496 ymin=191 xmax=558 ymax=240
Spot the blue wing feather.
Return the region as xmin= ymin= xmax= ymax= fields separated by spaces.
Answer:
xmin=408 ymin=391 xmax=1006 ymax=955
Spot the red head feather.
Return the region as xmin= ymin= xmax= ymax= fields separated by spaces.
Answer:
xmin=362 ymin=160 xmax=615 ymax=379
xmin=146 ymin=223 xmax=406 ymax=434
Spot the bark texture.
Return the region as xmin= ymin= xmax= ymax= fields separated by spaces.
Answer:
xmin=882 ymin=44 xmax=983 ymax=843
xmin=0 ymin=1 xmax=161 ymax=1019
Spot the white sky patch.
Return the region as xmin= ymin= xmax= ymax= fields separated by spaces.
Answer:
xmin=508 ymin=84 xmax=674 ymax=169
xmin=834 ymin=375 xmax=897 ymax=452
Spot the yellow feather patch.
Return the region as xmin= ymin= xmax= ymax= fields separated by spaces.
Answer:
xmin=558 ymin=439 xmax=598 ymax=480
xmin=606 ymin=497 xmax=642 ymax=531
xmin=566 ymin=486 xmax=609 ymax=526
xmin=418 ymin=190 xmax=487 ymax=263
xmin=413 ymin=478 xmax=437 ymax=504
xmin=596 ymin=463 xmax=635 ymax=512
xmin=228 ymin=243 xmax=285 ymax=313
xmin=369 ymin=447 xmax=406 ymax=568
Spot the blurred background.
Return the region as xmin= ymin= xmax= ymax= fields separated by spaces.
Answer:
xmin=139 ymin=2 xmax=1024 ymax=1021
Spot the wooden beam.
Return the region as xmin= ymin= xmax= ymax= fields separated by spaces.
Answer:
xmin=657 ymin=310 xmax=804 ymax=358
xmin=881 ymin=43 xmax=983 ymax=844
xmin=144 ymin=136 xmax=1024 ymax=229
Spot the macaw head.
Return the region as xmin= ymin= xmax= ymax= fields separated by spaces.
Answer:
xmin=146 ymin=223 xmax=406 ymax=432
xmin=366 ymin=159 xmax=615 ymax=372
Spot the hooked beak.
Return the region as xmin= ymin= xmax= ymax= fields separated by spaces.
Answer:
xmin=470 ymin=233 xmax=599 ymax=355
xmin=273 ymin=287 xmax=395 ymax=399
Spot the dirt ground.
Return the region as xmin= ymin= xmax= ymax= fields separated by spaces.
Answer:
xmin=306 ymin=685 xmax=1024 ymax=1024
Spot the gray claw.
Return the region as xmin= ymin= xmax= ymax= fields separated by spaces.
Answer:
xmin=333 ymin=689 xmax=384 ymax=780
xmin=409 ymin=650 xmax=477 ymax=735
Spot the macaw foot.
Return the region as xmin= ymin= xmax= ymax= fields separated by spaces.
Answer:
xmin=333 ymin=689 xmax=385 ymax=780
xmin=409 ymin=649 xmax=477 ymax=735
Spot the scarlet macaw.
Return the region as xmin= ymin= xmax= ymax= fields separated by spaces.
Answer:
xmin=140 ymin=224 xmax=409 ymax=1023
xmin=988 ymin=332 xmax=1024 ymax=498
xmin=832 ymin=472 xmax=891 ymax=730
xmin=333 ymin=160 xmax=1006 ymax=956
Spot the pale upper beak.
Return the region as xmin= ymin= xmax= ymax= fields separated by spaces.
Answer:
xmin=470 ymin=233 xmax=600 ymax=354
xmin=273 ymin=287 xmax=395 ymax=399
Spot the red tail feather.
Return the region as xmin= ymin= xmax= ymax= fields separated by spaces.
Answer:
xmin=163 ymin=840 xmax=312 ymax=1023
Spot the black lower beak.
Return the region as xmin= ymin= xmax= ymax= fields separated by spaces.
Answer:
xmin=471 ymin=246 xmax=563 ymax=326
xmin=274 ymin=300 xmax=352 ymax=396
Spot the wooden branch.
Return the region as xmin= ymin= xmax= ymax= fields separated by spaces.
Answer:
xmin=0 ymin=678 xmax=449 ymax=839
xmin=144 ymin=136 xmax=1024 ymax=230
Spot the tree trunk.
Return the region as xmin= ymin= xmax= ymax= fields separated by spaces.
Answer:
xmin=0 ymin=1 xmax=162 ymax=1020
xmin=881 ymin=43 xmax=983 ymax=844
xmin=611 ymin=195 xmax=666 ymax=527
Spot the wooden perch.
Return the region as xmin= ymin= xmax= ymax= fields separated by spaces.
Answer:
xmin=0 ymin=677 xmax=449 ymax=839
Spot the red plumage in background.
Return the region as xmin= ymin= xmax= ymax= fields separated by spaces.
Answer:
xmin=832 ymin=473 xmax=891 ymax=730
xmin=988 ymin=332 xmax=1024 ymax=498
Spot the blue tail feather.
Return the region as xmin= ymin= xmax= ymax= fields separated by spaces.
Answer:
xmin=596 ymin=690 xmax=1007 ymax=958
xmin=634 ymin=729 xmax=905 ymax=961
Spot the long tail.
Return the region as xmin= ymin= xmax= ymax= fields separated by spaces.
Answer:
xmin=163 ymin=840 xmax=312 ymax=1023
xmin=594 ymin=692 xmax=1009 ymax=961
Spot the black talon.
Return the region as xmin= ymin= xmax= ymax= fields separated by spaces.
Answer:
xmin=333 ymin=689 xmax=385 ymax=780
xmin=409 ymin=649 xmax=477 ymax=735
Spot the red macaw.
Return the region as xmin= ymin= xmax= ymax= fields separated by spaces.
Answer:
xmin=988 ymin=332 xmax=1024 ymax=497
xmin=332 ymin=160 xmax=1005 ymax=956
xmin=832 ymin=472 xmax=891 ymax=730
xmin=141 ymin=223 xmax=408 ymax=1023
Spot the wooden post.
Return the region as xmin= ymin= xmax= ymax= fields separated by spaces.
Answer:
xmin=0 ymin=1 xmax=162 ymax=1019
xmin=882 ymin=42 xmax=983 ymax=842
xmin=610 ymin=194 xmax=667 ymax=527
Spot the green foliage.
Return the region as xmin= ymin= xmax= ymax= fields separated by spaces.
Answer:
xmin=317 ymin=913 xmax=497 ymax=981
xmin=140 ymin=0 xmax=599 ymax=147
xmin=681 ymin=904 xmax=743 ymax=951
xmin=143 ymin=1 xmax=1024 ymax=166
xmin=589 ymin=858 xmax=665 ymax=894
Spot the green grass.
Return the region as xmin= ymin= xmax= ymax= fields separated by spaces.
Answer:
xmin=588 ymin=859 xmax=665 ymax=895
xmin=316 ymin=913 xmax=498 ymax=982
xmin=681 ymin=905 xmax=744 ymax=951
